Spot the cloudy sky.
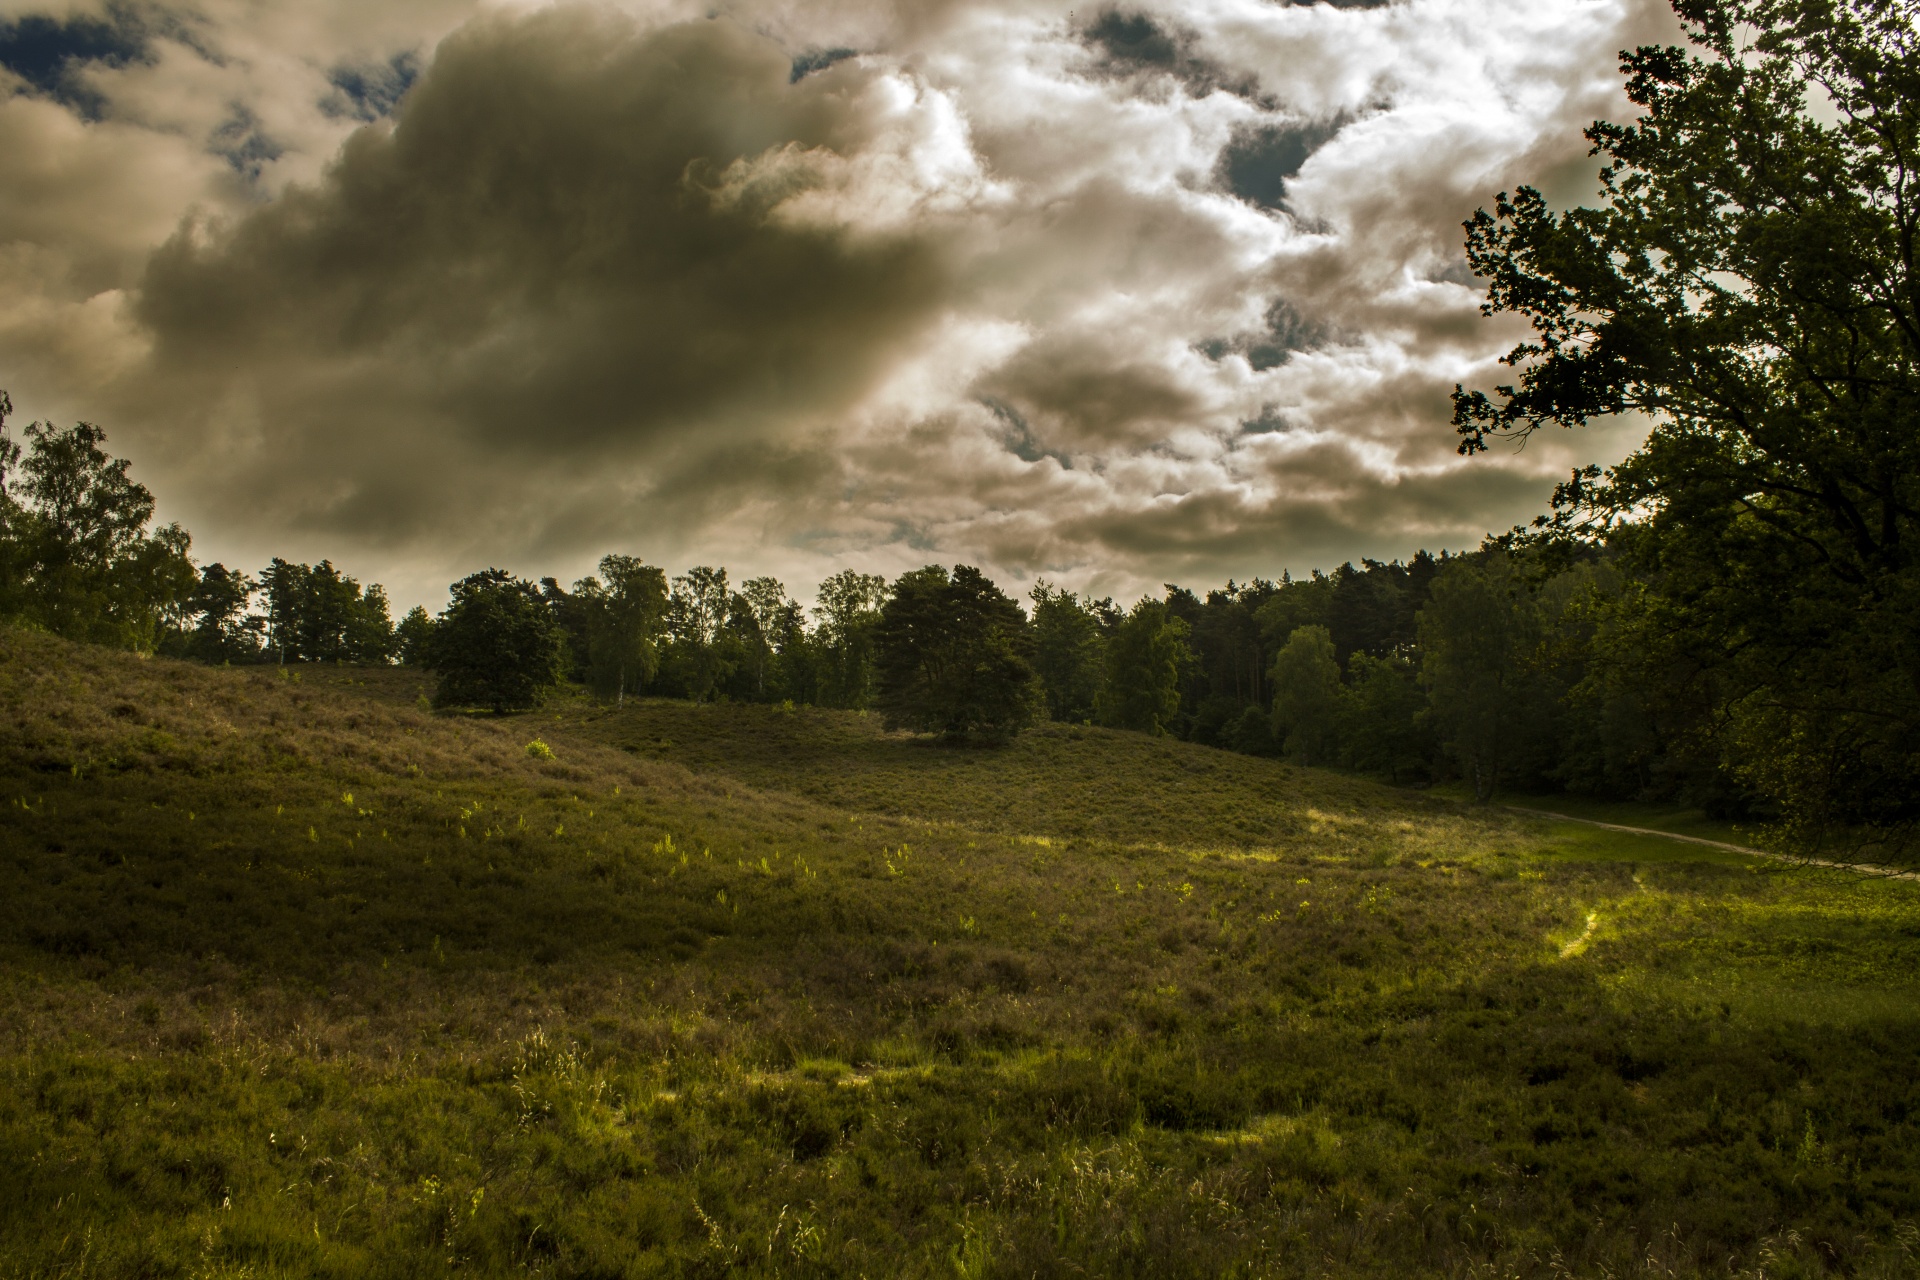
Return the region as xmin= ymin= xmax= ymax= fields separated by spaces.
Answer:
xmin=0 ymin=0 xmax=1671 ymax=608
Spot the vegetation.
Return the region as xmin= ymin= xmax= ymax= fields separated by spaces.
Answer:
xmin=875 ymin=565 xmax=1036 ymax=744
xmin=4 ymin=628 xmax=1920 ymax=1277
xmin=2 ymin=392 xmax=1913 ymax=864
xmin=259 ymin=559 xmax=396 ymax=666
xmin=1096 ymin=597 xmax=1190 ymax=737
xmin=1267 ymin=625 xmax=1340 ymax=767
xmin=428 ymin=569 xmax=569 ymax=713
xmin=1452 ymin=0 xmax=1920 ymax=861
xmin=572 ymin=556 xmax=670 ymax=706
xmin=0 ymin=401 xmax=194 ymax=652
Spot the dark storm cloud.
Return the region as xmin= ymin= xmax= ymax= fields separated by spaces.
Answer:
xmin=130 ymin=6 xmax=958 ymax=541
xmin=1080 ymin=463 xmax=1550 ymax=578
xmin=974 ymin=336 xmax=1205 ymax=450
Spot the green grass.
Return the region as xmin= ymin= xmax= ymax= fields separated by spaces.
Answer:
xmin=4 ymin=630 xmax=1920 ymax=1277
xmin=1491 ymin=789 xmax=1757 ymax=847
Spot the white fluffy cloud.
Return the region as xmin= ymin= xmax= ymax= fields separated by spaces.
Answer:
xmin=0 ymin=0 xmax=1672 ymax=606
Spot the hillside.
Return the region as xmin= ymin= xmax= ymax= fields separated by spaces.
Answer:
xmin=4 ymin=629 xmax=1920 ymax=1278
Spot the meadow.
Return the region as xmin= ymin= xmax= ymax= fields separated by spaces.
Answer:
xmin=3 ymin=628 xmax=1919 ymax=1278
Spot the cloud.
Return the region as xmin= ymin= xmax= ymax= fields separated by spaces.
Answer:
xmin=0 ymin=0 xmax=1672 ymax=606
xmin=126 ymin=8 xmax=970 ymax=548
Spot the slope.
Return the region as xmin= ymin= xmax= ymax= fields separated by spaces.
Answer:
xmin=3 ymin=630 xmax=1920 ymax=1278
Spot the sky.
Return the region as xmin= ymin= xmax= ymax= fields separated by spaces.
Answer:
xmin=0 ymin=0 xmax=1675 ymax=610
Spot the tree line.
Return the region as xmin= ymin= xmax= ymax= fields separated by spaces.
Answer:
xmin=0 ymin=382 xmax=1905 ymax=860
xmin=0 ymin=396 xmax=1800 ymax=822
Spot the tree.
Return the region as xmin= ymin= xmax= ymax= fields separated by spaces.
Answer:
xmin=348 ymin=583 xmax=396 ymax=663
xmin=1029 ymin=580 xmax=1106 ymax=722
xmin=814 ymin=569 xmax=887 ymax=709
xmin=1179 ymin=580 xmax=1278 ymax=744
xmin=1418 ymin=556 xmax=1547 ymax=801
xmin=759 ymin=590 xmax=818 ymax=705
xmin=1340 ymin=651 xmax=1431 ymax=783
xmin=875 ymin=564 xmax=1037 ymax=743
xmin=1097 ymin=598 xmax=1192 ymax=735
xmin=260 ymin=558 xmax=394 ymax=663
xmin=540 ymin=577 xmax=594 ymax=680
xmin=0 ymin=393 xmax=25 ymax=620
xmin=0 ymin=412 xmax=195 ymax=650
xmin=1268 ymin=624 xmax=1342 ymax=765
xmin=575 ymin=555 xmax=668 ymax=703
xmin=427 ymin=569 xmax=566 ymax=712
xmin=732 ymin=576 xmax=795 ymax=701
xmin=395 ymin=605 xmax=437 ymax=666
xmin=1452 ymin=0 xmax=1920 ymax=853
xmin=665 ymin=566 xmax=734 ymax=701
xmin=180 ymin=563 xmax=265 ymax=662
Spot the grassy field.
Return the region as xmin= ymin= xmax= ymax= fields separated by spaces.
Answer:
xmin=4 ymin=630 xmax=1920 ymax=1278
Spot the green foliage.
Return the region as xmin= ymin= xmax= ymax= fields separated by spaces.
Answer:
xmin=395 ymin=604 xmax=437 ymax=666
xmin=1098 ymin=597 xmax=1191 ymax=735
xmin=814 ymin=568 xmax=888 ymax=709
xmin=261 ymin=557 xmax=396 ymax=663
xmin=876 ymin=565 xmax=1038 ymax=744
xmin=427 ymin=569 xmax=566 ymax=713
xmin=1453 ymin=0 xmax=1920 ymax=854
xmin=1269 ymin=624 xmax=1342 ymax=765
xmin=176 ymin=562 xmax=265 ymax=663
xmin=0 ymin=410 xmax=194 ymax=650
xmin=1419 ymin=555 xmax=1552 ymax=801
xmin=663 ymin=565 xmax=734 ymax=702
xmin=730 ymin=575 xmax=807 ymax=703
xmin=1340 ymin=651 xmax=1431 ymax=783
xmin=1170 ymin=581 xmax=1273 ymax=742
xmin=572 ymin=554 xmax=669 ymax=703
xmin=5 ymin=630 xmax=1920 ymax=1278
xmin=1028 ymin=579 xmax=1107 ymax=722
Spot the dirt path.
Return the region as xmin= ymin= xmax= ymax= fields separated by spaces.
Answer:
xmin=1503 ymin=805 xmax=1920 ymax=883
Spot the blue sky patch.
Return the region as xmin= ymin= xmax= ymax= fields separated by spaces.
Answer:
xmin=1218 ymin=118 xmax=1345 ymax=211
xmin=790 ymin=47 xmax=855 ymax=83
xmin=326 ymin=50 xmax=419 ymax=121
xmin=0 ymin=5 xmax=149 ymax=118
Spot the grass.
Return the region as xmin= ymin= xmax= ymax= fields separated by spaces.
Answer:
xmin=4 ymin=630 xmax=1920 ymax=1277
xmin=1491 ymin=790 xmax=1757 ymax=850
